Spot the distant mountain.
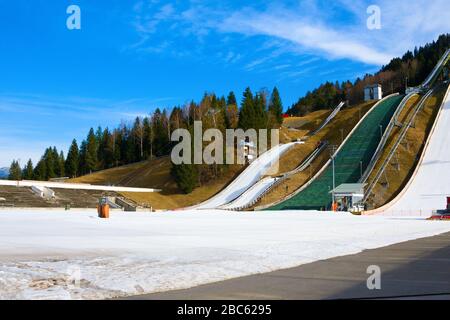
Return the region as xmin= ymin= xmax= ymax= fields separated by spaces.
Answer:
xmin=0 ymin=167 xmax=9 ymax=179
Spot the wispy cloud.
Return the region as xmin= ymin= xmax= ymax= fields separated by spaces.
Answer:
xmin=219 ymin=9 xmax=392 ymax=65
xmin=128 ymin=0 xmax=450 ymax=68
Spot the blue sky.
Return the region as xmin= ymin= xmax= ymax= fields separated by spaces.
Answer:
xmin=0 ymin=0 xmax=449 ymax=167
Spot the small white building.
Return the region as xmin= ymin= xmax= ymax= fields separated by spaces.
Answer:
xmin=364 ymin=84 xmax=383 ymax=101
xmin=330 ymin=183 xmax=366 ymax=212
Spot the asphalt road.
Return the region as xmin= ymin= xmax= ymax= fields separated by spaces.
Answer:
xmin=127 ymin=231 xmax=450 ymax=300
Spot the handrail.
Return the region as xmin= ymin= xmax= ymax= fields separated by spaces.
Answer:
xmin=360 ymin=92 xmax=418 ymax=182
xmin=220 ymin=177 xmax=280 ymax=211
xmin=363 ymin=89 xmax=434 ymax=203
xmin=283 ymin=141 xmax=329 ymax=177
xmin=421 ymin=48 xmax=450 ymax=88
xmin=310 ymin=102 xmax=345 ymax=136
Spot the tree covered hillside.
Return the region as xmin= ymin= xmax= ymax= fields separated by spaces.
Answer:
xmin=287 ymin=34 xmax=450 ymax=116
xmin=9 ymin=34 xmax=449 ymax=193
xmin=9 ymin=87 xmax=283 ymax=193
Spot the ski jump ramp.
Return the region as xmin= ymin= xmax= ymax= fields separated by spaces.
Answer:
xmin=219 ymin=177 xmax=279 ymax=211
xmin=369 ymin=84 xmax=450 ymax=216
xmin=194 ymin=142 xmax=298 ymax=209
xmin=310 ymin=102 xmax=345 ymax=136
xmin=421 ymin=49 xmax=450 ymax=89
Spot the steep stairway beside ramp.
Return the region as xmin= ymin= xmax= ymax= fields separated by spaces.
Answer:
xmin=268 ymin=94 xmax=404 ymax=211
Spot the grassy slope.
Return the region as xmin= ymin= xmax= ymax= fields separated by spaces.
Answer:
xmin=366 ymin=85 xmax=447 ymax=209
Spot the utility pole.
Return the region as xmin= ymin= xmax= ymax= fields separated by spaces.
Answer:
xmin=330 ymin=145 xmax=337 ymax=208
xmin=360 ymin=161 xmax=363 ymax=179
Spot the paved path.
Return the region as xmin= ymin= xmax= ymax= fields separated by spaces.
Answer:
xmin=128 ymin=232 xmax=450 ymax=300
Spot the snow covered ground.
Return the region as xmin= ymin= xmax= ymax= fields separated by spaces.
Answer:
xmin=1 ymin=209 xmax=450 ymax=300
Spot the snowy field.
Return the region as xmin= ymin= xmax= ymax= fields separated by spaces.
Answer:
xmin=1 ymin=209 xmax=450 ymax=299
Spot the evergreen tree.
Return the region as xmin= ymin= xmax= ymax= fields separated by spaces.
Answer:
xmin=79 ymin=140 xmax=87 ymax=175
xmin=217 ymin=96 xmax=229 ymax=128
xmin=85 ymin=128 xmax=98 ymax=173
xmin=152 ymin=108 xmax=170 ymax=156
xmin=238 ymin=87 xmax=255 ymax=130
xmin=227 ymin=91 xmax=237 ymax=106
xmin=23 ymin=159 xmax=34 ymax=180
xmin=44 ymin=147 xmax=57 ymax=179
xmin=101 ymin=128 xmax=114 ymax=169
xmin=8 ymin=160 xmax=22 ymax=180
xmin=125 ymin=129 xmax=136 ymax=163
xmin=132 ymin=117 xmax=144 ymax=161
xmin=95 ymin=126 xmax=103 ymax=152
xmin=268 ymin=87 xmax=283 ymax=127
xmin=253 ymin=92 xmax=268 ymax=130
xmin=143 ymin=117 xmax=153 ymax=159
xmin=65 ymin=139 xmax=79 ymax=178
xmin=171 ymin=163 xmax=198 ymax=194
xmin=58 ymin=151 xmax=65 ymax=177
xmin=33 ymin=159 xmax=47 ymax=180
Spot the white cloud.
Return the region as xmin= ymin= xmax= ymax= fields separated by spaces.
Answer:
xmin=218 ymin=8 xmax=391 ymax=65
xmin=129 ymin=1 xmax=450 ymax=68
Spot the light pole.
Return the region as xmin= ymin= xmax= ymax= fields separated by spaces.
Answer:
xmin=330 ymin=145 xmax=337 ymax=209
xmin=360 ymin=161 xmax=363 ymax=179
xmin=332 ymin=155 xmax=335 ymax=206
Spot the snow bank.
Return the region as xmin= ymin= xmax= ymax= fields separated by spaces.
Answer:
xmin=1 ymin=209 xmax=450 ymax=299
